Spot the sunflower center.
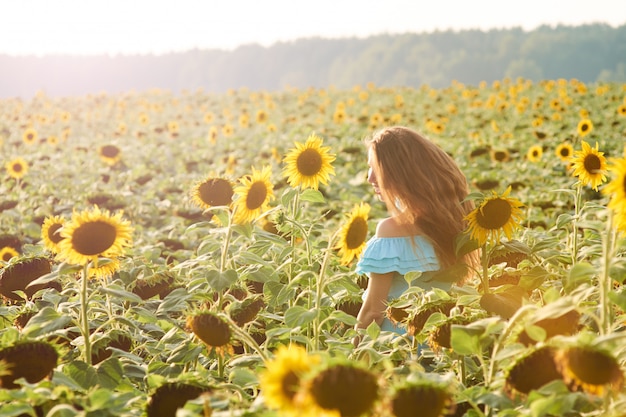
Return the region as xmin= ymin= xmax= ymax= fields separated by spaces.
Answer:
xmin=476 ymin=198 xmax=512 ymax=230
xmin=583 ymin=154 xmax=601 ymax=173
xmin=199 ymin=179 xmax=233 ymax=206
xmin=71 ymin=220 xmax=118 ymax=256
xmin=581 ymin=123 xmax=589 ymax=132
xmin=246 ymin=182 xmax=268 ymax=210
xmin=281 ymin=371 xmax=300 ymax=401
xmin=296 ymin=149 xmax=323 ymax=176
xmin=48 ymin=224 xmax=64 ymax=244
xmin=559 ymin=148 xmax=570 ymax=157
xmin=493 ymin=151 xmax=508 ymax=161
xmin=345 ymin=218 xmax=368 ymax=249
xmin=101 ymin=145 xmax=120 ymax=158
xmin=12 ymin=163 xmax=23 ymax=172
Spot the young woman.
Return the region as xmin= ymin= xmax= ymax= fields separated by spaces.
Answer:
xmin=354 ymin=126 xmax=478 ymax=337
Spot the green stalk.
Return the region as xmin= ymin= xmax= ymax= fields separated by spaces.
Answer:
xmin=220 ymin=208 xmax=234 ymax=273
xmin=480 ymin=244 xmax=490 ymax=294
xmin=599 ymin=210 xmax=616 ymax=335
xmin=222 ymin=314 xmax=268 ymax=362
xmin=571 ymin=184 xmax=583 ymax=265
xmin=80 ymin=261 xmax=92 ymax=365
xmin=313 ymin=229 xmax=339 ymax=351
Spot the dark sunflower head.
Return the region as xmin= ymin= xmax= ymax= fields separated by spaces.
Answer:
xmin=228 ymin=296 xmax=265 ymax=327
xmin=390 ymin=380 xmax=455 ymax=417
xmin=0 ymin=341 xmax=59 ymax=389
xmin=504 ymin=346 xmax=563 ymax=397
xmin=308 ymin=363 xmax=379 ymax=417
xmin=0 ymin=255 xmax=54 ymax=301
xmin=407 ymin=300 xmax=457 ymax=336
xmin=186 ymin=311 xmax=231 ymax=348
xmin=191 ymin=177 xmax=234 ymax=209
xmin=555 ymin=345 xmax=624 ymax=395
xmin=130 ymin=271 xmax=176 ymax=300
xmin=147 ymin=382 xmax=211 ymax=417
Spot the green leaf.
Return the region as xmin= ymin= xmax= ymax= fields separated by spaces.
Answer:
xmin=64 ymin=361 xmax=99 ymax=390
xmin=22 ymin=306 xmax=72 ymax=338
xmin=299 ymin=188 xmax=325 ymax=203
xmin=284 ymin=306 xmax=317 ymax=328
xmin=229 ymin=367 xmax=259 ymax=388
xmin=99 ymin=284 xmax=143 ymax=303
xmin=450 ymin=324 xmax=483 ymax=355
xmin=555 ymin=213 xmax=574 ymax=229
xmin=566 ymin=262 xmax=596 ymax=291
xmin=366 ymin=321 xmax=380 ymax=341
xmin=206 ymin=269 xmax=238 ymax=292
xmin=609 ymin=289 xmax=626 ymax=313
xmin=455 ymin=232 xmax=481 ymax=257
xmin=97 ymin=358 xmax=125 ymax=390
xmin=519 ymin=266 xmax=550 ymax=291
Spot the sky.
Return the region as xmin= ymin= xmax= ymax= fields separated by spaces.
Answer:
xmin=1 ymin=0 xmax=625 ymax=56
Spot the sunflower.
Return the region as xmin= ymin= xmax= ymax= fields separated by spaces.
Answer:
xmin=98 ymin=145 xmax=122 ymax=165
xmin=555 ymin=142 xmax=574 ymax=162
xmin=191 ymin=176 xmax=234 ymax=209
xmin=207 ymin=126 xmax=218 ymax=144
xmin=570 ymin=141 xmax=607 ymax=191
xmin=618 ymin=104 xmax=626 ymax=117
xmin=307 ymin=362 xmax=379 ymax=417
xmin=147 ymin=383 xmax=211 ymax=417
xmin=526 ymin=145 xmax=543 ymax=162
xmin=490 ymin=148 xmax=510 ymax=162
xmin=138 ymin=112 xmax=150 ymax=125
xmin=335 ymin=203 xmax=370 ymax=265
xmin=259 ymin=344 xmax=321 ymax=416
xmin=255 ymin=109 xmax=268 ymax=124
xmin=5 ymin=157 xmax=28 ymax=179
xmin=555 ymin=345 xmax=624 ymax=395
xmin=203 ymin=112 xmax=215 ymax=124
xmin=232 ymin=166 xmax=274 ymax=224
xmin=222 ymin=124 xmax=234 ymax=137
xmin=56 ymin=206 xmax=133 ymax=266
xmin=465 ymin=186 xmax=525 ymax=246
xmin=577 ymin=118 xmax=593 ymax=137
xmin=390 ymin=380 xmax=455 ymax=417
xmin=0 ymin=246 xmax=19 ymax=263
xmin=603 ymin=157 xmax=626 ymax=210
xmin=603 ymin=157 xmax=626 ymax=233
xmin=22 ymin=127 xmax=38 ymax=145
xmin=87 ymin=257 xmax=121 ymax=280
xmin=283 ymin=133 xmax=336 ymax=190
xmin=41 ymin=215 xmax=66 ymax=254
xmin=186 ymin=311 xmax=232 ymax=355
xmin=504 ymin=346 xmax=563 ymax=397
xmin=0 ymin=341 xmax=58 ymax=389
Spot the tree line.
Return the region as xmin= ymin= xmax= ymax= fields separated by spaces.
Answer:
xmin=1 ymin=23 xmax=625 ymax=98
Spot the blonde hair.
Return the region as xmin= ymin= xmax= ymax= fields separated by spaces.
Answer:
xmin=367 ymin=126 xmax=478 ymax=277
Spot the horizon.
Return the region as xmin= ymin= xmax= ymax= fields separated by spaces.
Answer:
xmin=2 ymin=0 xmax=625 ymax=57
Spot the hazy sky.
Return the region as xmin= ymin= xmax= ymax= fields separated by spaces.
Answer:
xmin=1 ymin=0 xmax=625 ymax=56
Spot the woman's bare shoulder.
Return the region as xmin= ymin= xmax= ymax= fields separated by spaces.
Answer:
xmin=375 ymin=217 xmax=413 ymax=238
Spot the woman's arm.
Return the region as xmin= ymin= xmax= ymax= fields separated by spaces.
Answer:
xmin=355 ymin=271 xmax=394 ymax=330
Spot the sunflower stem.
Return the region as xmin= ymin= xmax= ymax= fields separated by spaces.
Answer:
xmin=222 ymin=314 xmax=268 ymax=362
xmin=599 ymin=209 xmax=616 ymax=335
xmin=313 ymin=228 xmax=340 ymax=351
xmin=220 ymin=208 xmax=234 ymax=273
xmin=480 ymin=244 xmax=490 ymax=294
xmin=80 ymin=261 xmax=92 ymax=365
xmin=571 ymin=184 xmax=583 ymax=265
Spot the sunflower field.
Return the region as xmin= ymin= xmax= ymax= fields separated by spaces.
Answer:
xmin=1 ymin=78 xmax=626 ymax=417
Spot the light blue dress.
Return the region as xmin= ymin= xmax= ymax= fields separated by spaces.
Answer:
xmin=355 ymin=235 xmax=449 ymax=335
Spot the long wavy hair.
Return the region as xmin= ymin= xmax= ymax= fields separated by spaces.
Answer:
xmin=366 ymin=126 xmax=478 ymax=278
